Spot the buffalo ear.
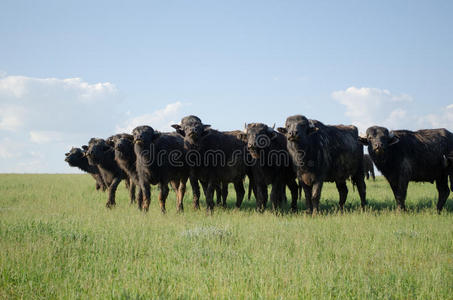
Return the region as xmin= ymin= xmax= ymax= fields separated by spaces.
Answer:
xmin=308 ymin=127 xmax=319 ymax=135
xmin=238 ymin=133 xmax=247 ymax=141
xmin=358 ymin=136 xmax=369 ymax=145
xmin=171 ymin=124 xmax=185 ymax=137
xmin=277 ymin=127 xmax=287 ymax=134
xmin=82 ymin=145 xmax=88 ymax=151
xmin=388 ymin=137 xmax=399 ymax=146
xmin=201 ymin=125 xmax=211 ymax=137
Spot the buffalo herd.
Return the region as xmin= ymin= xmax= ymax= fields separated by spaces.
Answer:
xmin=65 ymin=115 xmax=453 ymax=213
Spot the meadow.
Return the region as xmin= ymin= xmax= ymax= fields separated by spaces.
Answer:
xmin=0 ymin=174 xmax=452 ymax=299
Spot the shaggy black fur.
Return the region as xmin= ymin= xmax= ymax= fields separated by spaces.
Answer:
xmin=112 ymin=136 xmax=144 ymax=209
xmin=65 ymin=147 xmax=107 ymax=191
xmin=172 ymin=116 xmax=247 ymax=211
xmin=86 ymin=138 xmax=132 ymax=208
xmin=363 ymin=154 xmax=375 ymax=181
xmin=278 ymin=115 xmax=366 ymax=213
xmin=133 ymin=126 xmax=190 ymax=213
xmin=240 ymin=123 xmax=298 ymax=212
xmin=359 ymin=126 xmax=453 ymax=211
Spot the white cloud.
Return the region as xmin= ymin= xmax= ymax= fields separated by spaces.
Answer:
xmin=333 ymin=86 xmax=453 ymax=133
xmin=418 ymin=104 xmax=453 ymax=128
xmin=0 ymin=139 xmax=15 ymax=159
xmin=0 ymin=75 xmax=121 ymax=134
xmin=0 ymin=73 xmax=188 ymax=172
xmin=0 ymin=74 xmax=122 ymax=172
xmin=29 ymin=130 xmax=65 ymax=144
xmin=116 ymin=102 xmax=184 ymax=133
xmin=332 ymin=86 xmax=414 ymax=132
xmin=0 ymin=106 xmax=26 ymax=131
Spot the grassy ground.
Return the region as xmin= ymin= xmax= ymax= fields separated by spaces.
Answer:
xmin=0 ymin=174 xmax=452 ymax=299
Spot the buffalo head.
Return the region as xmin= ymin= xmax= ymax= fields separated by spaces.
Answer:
xmin=241 ymin=123 xmax=277 ymax=159
xmin=85 ymin=138 xmax=112 ymax=165
xmin=113 ymin=137 xmax=135 ymax=160
xmin=64 ymin=147 xmax=86 ymax=166
xmin=277 ymin=115 xmax=318 ymax=143
xmin=132 ymin=125 xmax=160 ymax=148
xmin=171 ymin=115 xmax=210 ymax=147
xmin=359 ymin=126 xmax=399 ymax=155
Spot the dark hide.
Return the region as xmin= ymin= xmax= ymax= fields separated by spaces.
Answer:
xmin=172 ymin=116 xmax=247 ymax=211
xmin=359 ymin=126 xmax=453 ymax=211
xmin=65 ymin=147 xmax=107 ymax=191
xmin=133 ymin=126 xmax=190 ymax=213
xmin=85 ymin=138 xmax=131 ymax=208
xmin=278 ymin=115 xmax=366 ymax=213
xmin=113 ymin=136 xmax=144 ymax=209
xmin=240 ymin=123 xmax=298 ymax=212
xmin=363 ymin=154 xmax=375 ymax=180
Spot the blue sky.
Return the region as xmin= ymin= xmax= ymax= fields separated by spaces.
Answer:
xmin=0 ymin=0 xmax=452 ymax=172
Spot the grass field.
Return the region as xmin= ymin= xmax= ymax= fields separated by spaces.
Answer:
xmin=0 ymin=174 xmax=452 ymax=299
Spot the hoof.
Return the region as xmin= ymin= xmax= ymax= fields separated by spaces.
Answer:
xmin=106 ymin=202 xmax=115 ymax=209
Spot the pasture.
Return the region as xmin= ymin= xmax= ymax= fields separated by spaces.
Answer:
xmin=0 ymin=174 xmax=452 ymax=299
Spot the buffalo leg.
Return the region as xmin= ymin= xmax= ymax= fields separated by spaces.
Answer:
xmin=129 ymin=182 xmax=136 ymax=204
xmin=287 ymin=179 xmax=298 ymax=212
xmin=189 ymin=176 xmax=200 ymax=209
xmin=124 ymin=178 xmax=130 ymax=190
xmin=436 ymin=176 xmax=450 ymax=212
xmin=158 ymin=183 xmax=169 ymax=213
xmin=302 ymin=183 xmax=313 ymax=213
xmin=215 ymin=184 xmax=222 ymax=205
xmin=335 ymin=181 xmax=348 ymax=211
xmin=106 ymin=177 xmax=121 ymax=208
xmin=137 ymin=187 xmax=143 ymax=210
xmin=255 ymin=183 xmax=267 ymax=212
xmin=200 ymin=181 xmax=208 ymax=203
xmin=221 ymin=182 xmax=229 ymax=207
xmin=389 ymin=178 xmax=408 ymax=211
xmin=205 ymin=182 xmax=215 ymax=212
xmin=141 ymin=182 xmax=151 ymax=212
xmin=355 ymin=175 xmax=367 ymax=209
xmin=371 ymin=168 xmax=375 ymax=181
xmin=279 ymin=184 xmax=285 ymax=208
xmin=170 ymin=181 xmax=179 ymax=193
xmin=177 ymin=178 xmax=187 ymax=212
xmin=234 ymin=181 xmax=245 ymax=208
xmin=311 ymin=181 xmax=323 ymax=214
xmin=270 ymin=181 xmax=283 ymax=211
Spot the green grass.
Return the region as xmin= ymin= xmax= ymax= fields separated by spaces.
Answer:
xmin=0 ymin=174 xmax=452 ymax=299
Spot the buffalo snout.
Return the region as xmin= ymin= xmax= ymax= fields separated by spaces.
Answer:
xmin=372 ymin=143 xmax=384 ymax=154
xmin=288 ymin=132 xmax=299 ymax=141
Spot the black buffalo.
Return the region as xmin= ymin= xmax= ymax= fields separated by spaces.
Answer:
xmin=111 ymin=135 xmax=144 ymax=209
xmin=64 ymin=147 xmax=107 ymax=191
xmin=85 ymin=138 xmax=133 ymax=208
xmin=133 ymin=126 xmax=189 ymax=213
xmin=240 ymin=123 xmax=298 ymax=211
xmin=172 ymin=116 xmax=247 ymax=211
xmin=363 ymin=154 xmax=375 ymax=180
xmin=278 ymin=115 xmax=366 ymax=213
xmin=359 ymin=126 xmax=453 ymax=211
